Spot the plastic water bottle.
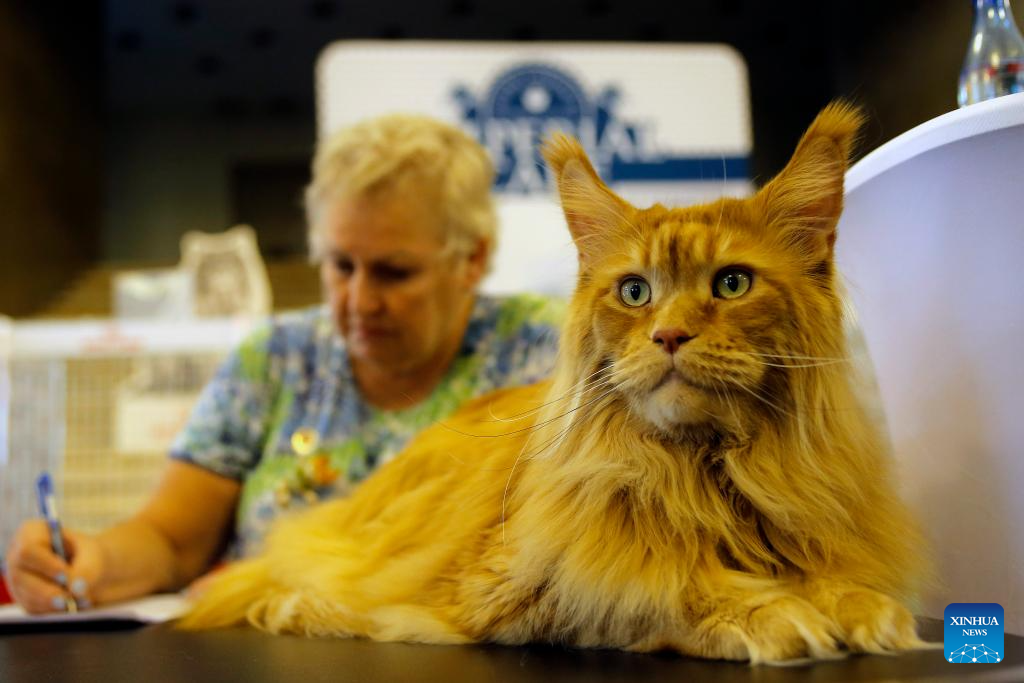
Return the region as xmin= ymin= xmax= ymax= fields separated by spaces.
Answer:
xmin=959 ymin=0 xmax=1024 ymax=106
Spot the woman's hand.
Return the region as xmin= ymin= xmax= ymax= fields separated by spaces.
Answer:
xmin=5 ymin=461 xmax=241 ymax=613
xmin=3 ymin=520 xmax=105 ymax=613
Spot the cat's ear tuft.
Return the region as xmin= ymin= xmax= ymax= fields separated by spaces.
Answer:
xmin=542 ymin=134 xmax=635 ymax=266
xmin=756 ymin=101 xmax=866 ymax=260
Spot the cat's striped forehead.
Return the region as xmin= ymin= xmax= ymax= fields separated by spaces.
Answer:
xmin=629 ymin=202 xmax=760 ymax=282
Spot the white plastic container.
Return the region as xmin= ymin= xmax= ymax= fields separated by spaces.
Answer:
xmin=836 ymin=92 xmax=1024 ymax=634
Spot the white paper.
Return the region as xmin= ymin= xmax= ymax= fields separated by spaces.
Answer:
xmin=0 ymin=593 xmax=187 ymax=625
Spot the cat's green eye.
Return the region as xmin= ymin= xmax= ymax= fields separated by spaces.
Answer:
xmin=713 ymin=268 xmax=753 ymax=299
xmin=619 ymin=277 xmax=651 ymax=307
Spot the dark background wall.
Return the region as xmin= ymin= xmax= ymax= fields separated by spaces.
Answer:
xmin=0 ymin=1 xmax=102 ymax=316
xmin=0 ymin=0 xmax=973 ymax=316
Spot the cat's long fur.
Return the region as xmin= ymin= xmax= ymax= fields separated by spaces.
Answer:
xmin=179 ymin=103 xmax=932 ymax=663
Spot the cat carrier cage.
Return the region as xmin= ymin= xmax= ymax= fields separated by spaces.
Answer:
xmin=0 ymin=317 xmax=251 ymax=556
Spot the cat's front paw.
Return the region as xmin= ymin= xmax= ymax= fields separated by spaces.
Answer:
xmin=702 ymin=595 xmax=844 ymax=664
xmin=833 ymin=590 xmax=927 ymax=654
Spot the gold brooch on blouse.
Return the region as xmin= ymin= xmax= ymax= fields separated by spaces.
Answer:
xmin=273 ymin=427 xmax=341 ymax=508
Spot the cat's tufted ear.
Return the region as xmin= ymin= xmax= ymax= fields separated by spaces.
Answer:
xmin=542 ymin=134 xmax=636 ymax=266
xmin=754 ymin=101 xmax=865 ymax=261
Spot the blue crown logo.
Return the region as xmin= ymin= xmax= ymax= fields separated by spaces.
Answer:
xmin=452 ymin=62 xmax=746 ymax=194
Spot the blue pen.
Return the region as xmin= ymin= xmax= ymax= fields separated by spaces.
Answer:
xmin=35 ymin=472 xmax=78 ymax=613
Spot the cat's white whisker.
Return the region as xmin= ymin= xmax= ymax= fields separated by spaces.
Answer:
xmin=746 ymin=358 xmax=850 ymax=369
xmin=748 ymin=351 xmax=850 ymax=362
xmin=730 ymin=380 xmax=795 ymax=419
xmin=501 ymin=436 xmax=532 ymax=545
xmin=709 ymin=378 xmax=740 ymax=430
xmin=485 ymin=364 xmax=620 ymax=423
xmin=723 ymin=388 xmax=744 ymax=434
xmin=538 ymin=384 xmax=618 ymax=456
xmin=439 ymin=375 xmax=622 ymax=440
xmin=714 ymin=377 xmax=750 ymax=439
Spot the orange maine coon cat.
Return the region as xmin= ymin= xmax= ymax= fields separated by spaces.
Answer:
xmin=180 ymin=103 xmax=931 ymax=663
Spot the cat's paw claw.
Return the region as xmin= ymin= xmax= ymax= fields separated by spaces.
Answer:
xmin=835 ymin=591 xmax=922 ymax=654
xmin=705 ymin=596 xmax=843 ymax=664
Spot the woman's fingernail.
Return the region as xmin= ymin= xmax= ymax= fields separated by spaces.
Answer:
xmin=71 ymin=578 xmax=88 ymax=596
xmin=51 ymin=595 xmax=67 ymax=611
xmin=56 ymin=572 xmax=67 ymax=587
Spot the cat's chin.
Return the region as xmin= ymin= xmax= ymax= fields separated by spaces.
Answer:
xmin=638 ymin=371 xmax=722 ymax=434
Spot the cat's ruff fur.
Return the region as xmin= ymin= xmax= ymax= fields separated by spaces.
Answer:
xmin=179 ymin=103 xmax=932 ymax=663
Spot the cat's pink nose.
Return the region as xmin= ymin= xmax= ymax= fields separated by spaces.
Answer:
xmin=652 ymin=329 xmax=694 ymax=355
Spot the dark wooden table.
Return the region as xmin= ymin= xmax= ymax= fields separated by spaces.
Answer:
xmin=2 ymin=617 xmax=1022 ymax=682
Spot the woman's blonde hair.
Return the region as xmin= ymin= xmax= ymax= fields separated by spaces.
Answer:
xmin=305 ymin=113 xmax=497 ymax=271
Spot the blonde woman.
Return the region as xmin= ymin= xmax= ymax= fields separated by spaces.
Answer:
xmin=5 ymin=114 xmax=562 ymax=613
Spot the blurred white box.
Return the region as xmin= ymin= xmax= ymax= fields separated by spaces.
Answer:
xmin=114 ymin=269 xmax=194 ymax=320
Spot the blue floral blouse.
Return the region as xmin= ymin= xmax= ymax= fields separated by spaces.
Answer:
xmin=169 ymin=294 xmax=563 ymax=557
